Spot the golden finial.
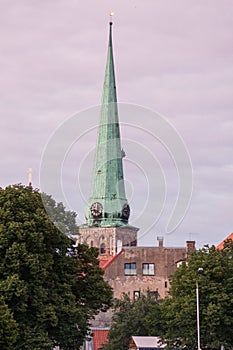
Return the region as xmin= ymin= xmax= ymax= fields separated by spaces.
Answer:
xmin=110 ymin=10 xmax=114 ymax=23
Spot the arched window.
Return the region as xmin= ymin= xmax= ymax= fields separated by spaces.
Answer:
xmin=100 ymin=243 xmax=106 ymax=255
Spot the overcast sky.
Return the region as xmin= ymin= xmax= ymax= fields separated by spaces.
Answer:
xmin=1 ymin=0 xmax=233 ymax=248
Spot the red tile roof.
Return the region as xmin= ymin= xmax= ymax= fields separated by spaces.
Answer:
xmin=99 ymin=256 xmax=114 ymax=269
xmin=98 ymin=250 xmax=124 ymax=270
xmin=217 ymin=233 xmax=233 ymax=250
xmin=92 ymin=329 xmax=109 ymax=350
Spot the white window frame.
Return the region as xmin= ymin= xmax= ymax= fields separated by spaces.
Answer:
xmin=124 ymin=263 xmax=137 ymax=275
xmin=142 ymin=263 xmax=155 ymax=275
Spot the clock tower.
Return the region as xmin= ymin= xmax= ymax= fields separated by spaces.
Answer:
xmin=77 ymin=21 xmax=139 ymax=258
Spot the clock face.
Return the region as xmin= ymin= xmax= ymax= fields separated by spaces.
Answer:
xmin=122 ymin=204 xmax=130 ymax=219
xmin=90 ymin=202 xmax=103 ymax=217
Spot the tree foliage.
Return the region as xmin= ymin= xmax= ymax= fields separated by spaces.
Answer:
xmin=0 ymin=184 xmax=113 ymax=350
xmin=0 ymin=297 xmax=18 ymax=350
xmin=103 ymin=291 xmax=162 ymax=350
xmin=41 ymin=192 xmax=78 ymax=237
xmin=162 ymin=241 xmax=233 ymax=350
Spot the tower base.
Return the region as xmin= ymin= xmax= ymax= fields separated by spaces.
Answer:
xmin=77 ymin=225 xmax=139 ymax=257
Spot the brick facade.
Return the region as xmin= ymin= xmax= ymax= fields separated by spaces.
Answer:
xmin=103 ymin=240 xmax=195 ymax=299
xmin=78 ymin=226 xmax=195 ymax=300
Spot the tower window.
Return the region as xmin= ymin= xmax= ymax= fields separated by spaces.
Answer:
xmin=100 ymin=243 xmax=106 ymax=255
xmin=142 ymin=263 xmax=155 ymax=275
xmin=124 ymin=263 xmax=136 ymax=275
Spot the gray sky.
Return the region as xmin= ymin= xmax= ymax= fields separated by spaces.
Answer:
xmin=1 ymin=0 xmax=233 ymax=248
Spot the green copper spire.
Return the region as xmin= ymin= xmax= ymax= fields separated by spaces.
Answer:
xmin=85 ymin=22 xmax=130 ymax=227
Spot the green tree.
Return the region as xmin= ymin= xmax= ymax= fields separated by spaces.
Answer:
xmin=162 ymin=241 xmax=233 ymax=349
xmin=103 ymin=291 xmax=162 ymax=350
xmin=0 ymin=297 xmax=18 ymax=350
xmin=41 ymin=192 xmax=78 ymax=237
xmin=0 ymin=184 xmax=112 ymax=350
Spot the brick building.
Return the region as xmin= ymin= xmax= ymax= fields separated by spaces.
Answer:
xmin=103 ymin=239 xmax=195 ymax=299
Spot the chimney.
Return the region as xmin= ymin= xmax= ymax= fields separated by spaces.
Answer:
xmin=157 ymin=236 xmax=164 ymax=248
xmin=186 ymin=241 xmax=196 ymax=257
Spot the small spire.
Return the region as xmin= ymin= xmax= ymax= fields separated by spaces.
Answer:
xmin=27 ymin=168 xmax=33 ymax=187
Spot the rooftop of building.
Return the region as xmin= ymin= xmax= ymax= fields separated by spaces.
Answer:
xmin=91 ymin=327 xmax=110 ymax=350
xmin=130 ymin=336 xmax=166 ymax=349
xmin=216 ymin=232 xmax=233 ymax=250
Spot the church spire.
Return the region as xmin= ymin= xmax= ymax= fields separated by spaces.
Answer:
xmin=85 ymin=21 xmax=130 ymax=227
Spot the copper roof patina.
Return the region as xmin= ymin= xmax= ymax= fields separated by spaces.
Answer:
xmin=85 ymin=22 xmax=130 ymax=228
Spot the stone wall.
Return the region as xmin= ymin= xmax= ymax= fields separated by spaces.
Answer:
xmin=77 ymin=225 xmax=138 ymax=256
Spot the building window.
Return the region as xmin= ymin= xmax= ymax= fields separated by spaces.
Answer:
xmin=142 ymin=263 xmax=155 ymax=275
xmin=149 ymin=290 xmax=158 ymax=301
xmin=134 ymin=291 xmax=140 ymax=300
xmin=100 ymin=243 xmax=106 ymax=255
xmin=124 ymin=263 xmax=136 ymax=275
